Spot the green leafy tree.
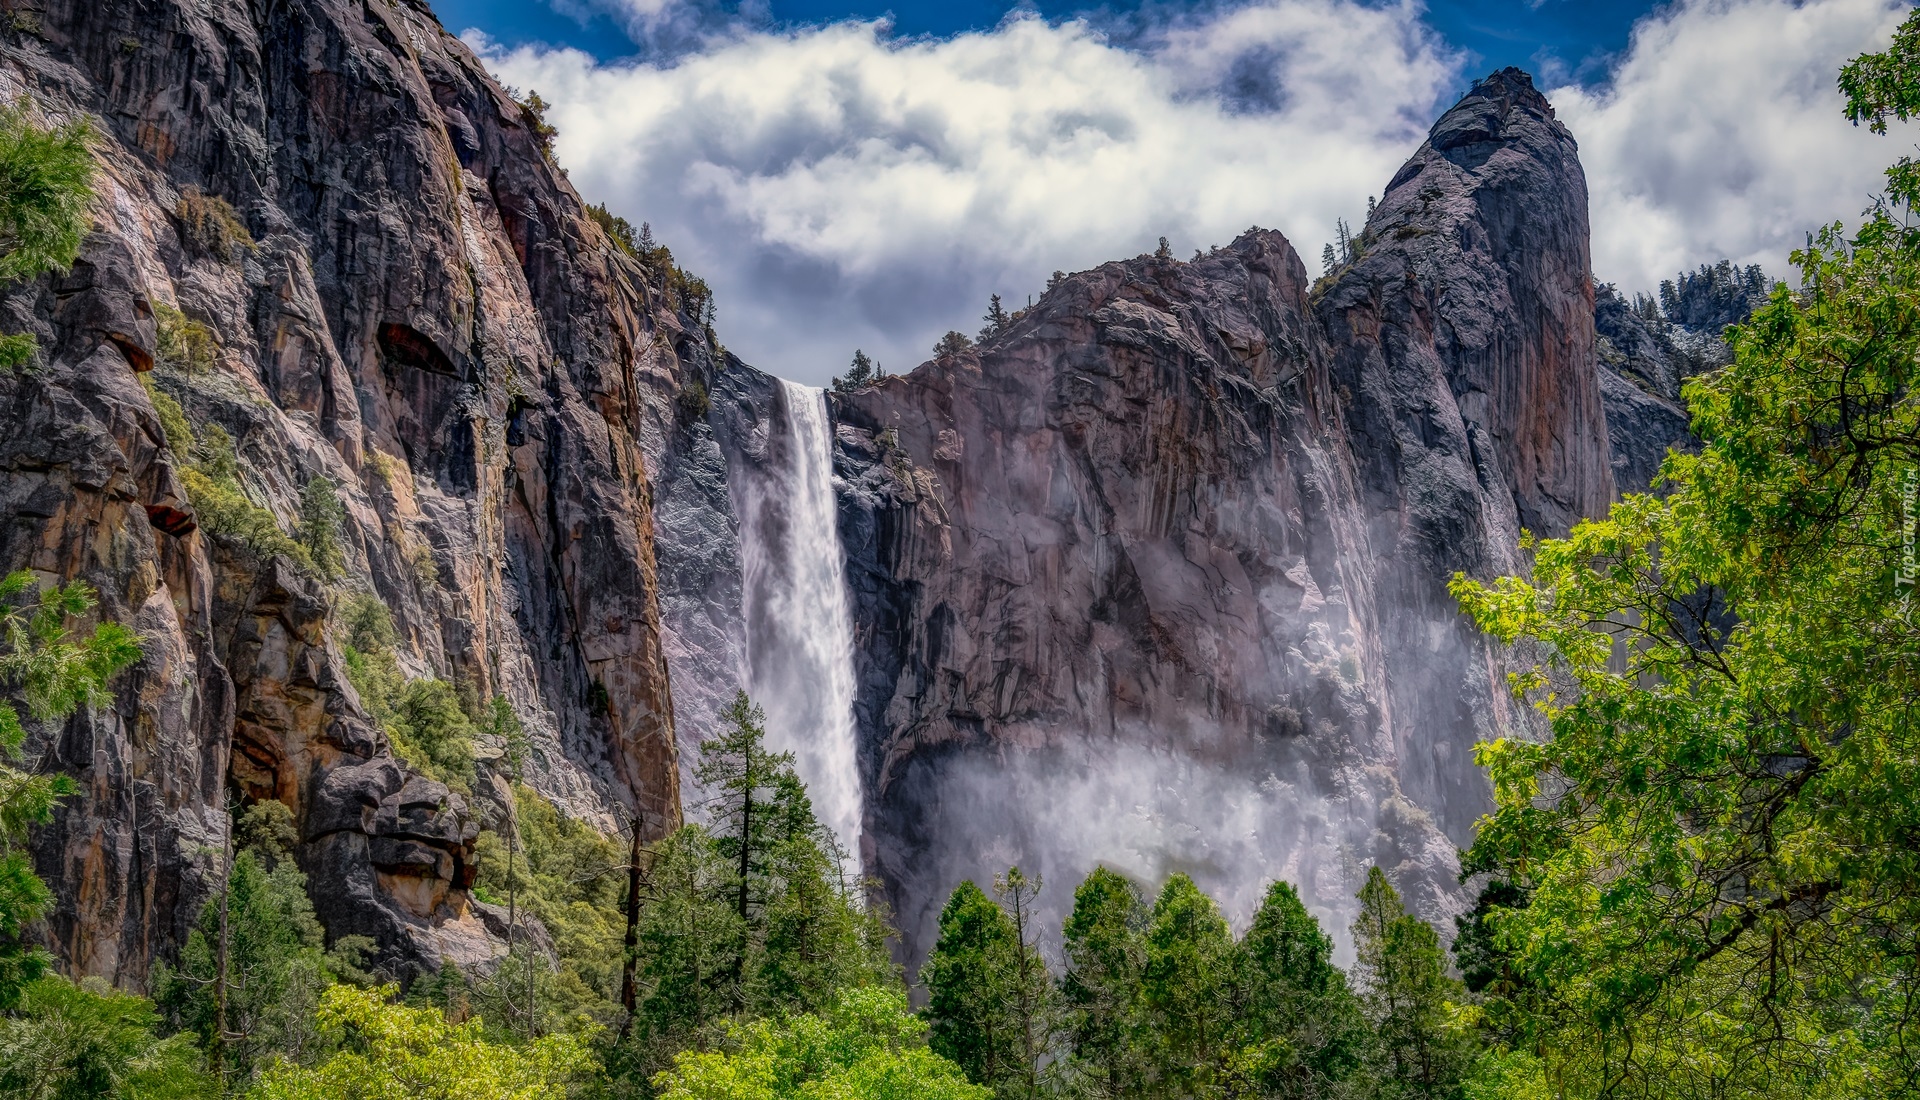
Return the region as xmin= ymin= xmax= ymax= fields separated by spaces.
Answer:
xmin=1443 ymin=19 xmax=1920 ymax=1097
xmin=694 ymin=692 xmax=813 ymax=977
xmin=1141 ymin=873 xmax=1233 ymax=1098
xmin=0 ymin=975 xmax=214 ymax=1100
xmin=923 ymin=880 xmax=1021 ymax=1093
xmin=1058 ymin=866 xmax=1148 ymax=1100
xmin=832 ymin=349 xmax=879 ymax=394
xmin=1229 ymin=880 xmax=1365 ymax=1099
xmin=0 ymin=573 xmax=139 ymax=1009
xmin=248 ymin=983 xmax=591 ymax=1100
xmin=652 ymin=986 xmax=989 ymax=1100
xmin=934 ymin=330 xmax=974 ymax=360
xmin=0 ymin=100 xmax=94 ymax=371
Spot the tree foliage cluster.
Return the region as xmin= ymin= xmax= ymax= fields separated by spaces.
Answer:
xmin=921 ymin=863 xmax=1471 ymax=1100
xmin=1440 ymin=15 xmax=1920 ymax=1098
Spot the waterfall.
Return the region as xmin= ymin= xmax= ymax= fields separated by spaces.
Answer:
xmin=736 ymin=380 xmax=864 ymax=864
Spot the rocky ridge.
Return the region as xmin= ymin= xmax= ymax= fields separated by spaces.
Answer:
xmin=1 ymin=0 xmax=705 ymax=984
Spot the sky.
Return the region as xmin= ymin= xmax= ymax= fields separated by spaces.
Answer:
xmin=435 ymin=0 xmax=1917 ymax=385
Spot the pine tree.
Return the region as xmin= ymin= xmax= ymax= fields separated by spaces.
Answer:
xmin=0 ymin=101 xmax=96 ymax=370
xmin=993 ymin=867 xmax=1054 ymax=1099
xmin=298 ymin=475 xmax=345 ymax=578
xmin=1155 ymin=236 xmax=1173 ymax=261
xmin=1352 ymin=867 xmax=1472 ymax=1100
xmin=1060 ymin=866 xmax=1148 ymax=1099
xmin=923 ymin=881 xmax=1021 ymax=1093
xmin=935 ymin=330 xmax=975 ymax=360
xmin=1231 ymin=880 xmax=1366 ymax=1096
xmin=835 ymin=348 xmax=877 ymax=393
xmin=980 ymin=295 xmax=1012 ymax=342
xmin=1336 ymin=218 xmax=1354 ymax=264
xmin=1321 ymin=243 xmax=1338 ymax=277
xmin=1141 ymin=874 xmax=1234 ymax=1097
xmin=1047 ymin=270 xmax=1066 ymax=290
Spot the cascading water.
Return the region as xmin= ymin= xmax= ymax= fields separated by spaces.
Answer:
xmin=736 ymin=380 xmax=864 ymax=864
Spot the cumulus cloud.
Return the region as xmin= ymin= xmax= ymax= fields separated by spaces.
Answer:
xmin=475 ymin=0 xmax=1915 ymax=384
xmin=1554 ymin=0 xmax=1910 ymax=295
xmin=474 ymin=1 xmax=1460 ymax=383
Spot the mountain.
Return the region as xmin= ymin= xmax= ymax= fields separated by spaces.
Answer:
xmin=1 ymin=0 xmax=696 ymax=984
xmin=4 ymin=0 xmax=1717 ymax=986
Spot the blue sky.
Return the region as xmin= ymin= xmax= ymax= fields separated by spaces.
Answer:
xmin=435 ymin=0 xmax=1666 ymax=87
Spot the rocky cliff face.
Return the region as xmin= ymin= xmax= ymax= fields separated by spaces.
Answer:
xmin=1 ymin=0 xmax=700 ymax=984
xmin=827 ymin=69 xmax=1614 ymax=965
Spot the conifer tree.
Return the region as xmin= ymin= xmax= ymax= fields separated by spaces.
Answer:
xmin=1351 ymin=867 xmax=1471 ymax=1100
xmin=0 ymin=100 xmax=96 ymax=370
xmin=1060 ymin=866 xmax=1148 ymax=1099
xmin=1231 ymin=880 xmax=1366 ymax=1097
xmin=980 ymin=295 xmax=1011 ymax=341
xmin=1141 ymin=873 xmax=1233 ymax=1097
xmin=993 ymin=867 xmax=1055 ymax=1099
xmin=923 ymin=880 xmax=1021 ymax=1093
xmin=1322 ymin=243 xmax=1338 ymax=277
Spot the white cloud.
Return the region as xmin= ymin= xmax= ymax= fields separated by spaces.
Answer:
xmin=1554 ymin=0 xmax=1911 ymax=295
xmin=474 ymin=2 xmax=1460 ymax=383
xmin=476 ymin=0 xmax=1916 ymax=384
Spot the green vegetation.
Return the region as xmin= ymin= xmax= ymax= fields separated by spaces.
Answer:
xmin=831 ymin=349 xmax=888 ymax=394
xmin=250 ymin=984 xmax=590 ymax=1100
xmin=0 ymin=99 xmax=95 ymax=370
xmin=155 ymin=303 xmax=218 ymax=374
xmin=175 ymin=187 xmax=253 ymax=264
xmin=921 ymin=862 xmax=1468 ymax=1100
xmin=178 ymin=424 xmax=315 ymax=575
xmin=1435 ymin=14 xmax=1920 ymax=1098
xmin=653 ymin=987 xmax=989 ymax=1100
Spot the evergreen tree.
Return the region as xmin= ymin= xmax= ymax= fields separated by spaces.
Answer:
xmin=1351 ymin=868 xmax=1471 ymax=1100
xmin=993 ymin=867 xmax=1054 ymax=1099
xmin=298 ymin=475 xmax=345 ymax=578
xmin=1155 ymin=236 xmax=1173 ymax=261
xmin=0 ymin=573 xmax=139 ymax=1010
xmin=155 ymin=845 xmax=343 ymax=1087
xmin=1141 ymin=874 xmax=1234 ymax=1097
xmin=1336 ymin=218 xmax=1354 ymax=264
xmin=615 ymin=824 xmax=744 ymax=1085
xmin=1322 ymin=243 xmax=1338 ymax=277
xmin=833 ymin=349 xmax=878 ymax=393
xmin=923 ymin=880 xmax=1021 ymax=1093
xmin=935 ymin=331 xmax=975 ymax=360
xmin=980 ymin=295 xmax=1012 ymax=341
xmin=1231 ymin=880 xmax=1366 ymax=1098
xmin=694 ymin=691 xmax=798 ymax=932
xmin=1059 ymin=866 xmax=1148 ymax=1099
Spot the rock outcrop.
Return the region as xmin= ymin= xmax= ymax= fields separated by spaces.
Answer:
xmin=828 ymin=69 xmax=1615 ymax=966
xmin=1 ymin=0 xmax=698 ymax=984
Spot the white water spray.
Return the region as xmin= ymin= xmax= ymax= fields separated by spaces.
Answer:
xmin=737 ymin=380 xmax=864 ymax=863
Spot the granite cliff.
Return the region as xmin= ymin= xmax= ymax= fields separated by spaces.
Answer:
xmin=5 ymin=0 xmax=1721 ymax=991
xmin=0 ymin=0 xmax=704 ymax=984
xmin=823 ymin=69 xmax=1622 ymax=965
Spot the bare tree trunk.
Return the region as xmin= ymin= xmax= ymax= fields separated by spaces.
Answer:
xmin=213 ymin=832 xmax=233 ymax=1091
xmin=620 ymin=809 xmax=644 ymax=1028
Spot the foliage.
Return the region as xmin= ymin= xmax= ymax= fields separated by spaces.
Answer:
xmin=1443 ymin=27 xmax=1920 ymax=1095
xmin=248 ymin=983 xmax=593 ymax=1100
xmin=1140 ymin=873 xmax=1233 ymax=1098
xmin=830 ymin=350 xmax=885 ymax=394
xmin=922 ymin=880 xmax=1023 ymax=1093
xmin=677 ymin=380 xmax=710 ymax=422
xmin=139 ymin=378 xmax=195 ymax=456
xmin=587 ymin=203 xmax=639 ymax=256
xmin=0 ymin=975 xmax=215 ymax=1100
xmin=174 ymin=187 xmax=253 ymax=263
xmin=338 ymin=595 xmax=395 ymax=654
xmin=153 ymin=303 xmax=218 ymax=374
xmin=180 ymin=426 xmax=317 ymax=574
xmin=1058 ymin=867 xmax=1148 ymax=1099
xmin=0 ymin=99 xmax=95 ymax=370
xmin=0 ymin=100 xmax=94 ymax=285
xmin=979 ymin=295 xmax=1011 ymax=341
xmin=651 ymin=986 xmax=989 ymax=1100
xmin=384 ymin=679 xmax=477 ymax=790
xmin=154 ymin=849 xmax=345 ymax=1087
xmin=510 ymin=89 xmax=559 ymax=163
xmin=298 ymin=477 xmax=346 ymax=579
xmin=1351 ymin=869 xmax=1473 ymax=1100
xmin=933 ymin=331 xmax=974 ymax=360
xmin=1230 ymin=880 xmax=1366 ymax=1099
xmin=0 ymin=573 xmax=140 ymax=1010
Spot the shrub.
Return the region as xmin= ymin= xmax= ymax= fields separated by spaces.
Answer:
xmin=387 ymin=678 xmax=477 ymax=790
xmin=584 ymin=202 xmax=636 ymax=255
xmin=154 ymin=301 xmax=217 ymax=372
xmin=139 ymin=376 xmax=195 ymax=454
xmin=675 ymin=378 xmax=709 ymax=420
xmin=175 ymin=185 xmax=253 ymax=262
xmin=339 ymin=592 xmax=396 ymax=653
